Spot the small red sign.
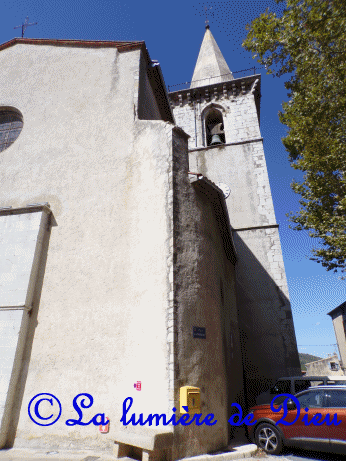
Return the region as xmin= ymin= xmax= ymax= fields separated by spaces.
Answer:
xmin=134 ymin=381 xmax=141 ymax=391
xmin=99 ymin=417 xmax=110 ymax=433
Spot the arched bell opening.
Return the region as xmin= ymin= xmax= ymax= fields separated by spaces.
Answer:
xmin=205 ymin=109 xmax=226 ymax=146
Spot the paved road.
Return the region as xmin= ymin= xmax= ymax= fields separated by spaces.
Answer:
xmin=250 ymin=448 xmax=345 ymax=461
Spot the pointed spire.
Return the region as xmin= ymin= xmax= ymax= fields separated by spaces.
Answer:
xmin=190 ymin=26 xmax=233 ymax=89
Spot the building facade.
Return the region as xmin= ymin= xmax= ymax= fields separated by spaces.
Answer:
xmin=305 ymin=354 xmax=344 ymax=376
xmin=328 ymin=301 xmax=346 ymax=373
xmin=0 ymin=28 xmax=299 ymax=460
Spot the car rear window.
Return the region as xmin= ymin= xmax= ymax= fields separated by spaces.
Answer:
xmin=325 ymin=390 xmax=346 ymax=408
xmin=297 ymin=390 xmax=325 ymax=408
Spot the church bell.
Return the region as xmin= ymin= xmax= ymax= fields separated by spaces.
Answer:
xmin=210 ymin=134 xmax=222 ymax=145
xmin=209 ymin=123 xmax=225 ymax=146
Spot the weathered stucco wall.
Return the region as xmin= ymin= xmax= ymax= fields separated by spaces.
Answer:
xmin=305 ymin=355 xmax=344 ymax=376
xmin=172 ymin=130 xmax=245 ymax=459
xmin=0 ymin=43 xmax=175 ymax=450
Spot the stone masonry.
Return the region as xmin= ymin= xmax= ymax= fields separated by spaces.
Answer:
xmin=169 ymin=27 xmax=300 ymax=408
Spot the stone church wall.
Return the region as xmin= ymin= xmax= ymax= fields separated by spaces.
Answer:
xmin=189 ymin=140 xmax=300 ymax=407
xmin=172 ymin=89 xmax=261 ymax=150
xmin=172 ymin=81 xmax=300 ymax=409
xmin=172 ymin=130 xmax=245 ymax=459
xmin=0 ymin=43 xmax=175 ymax=450
xmin=0 ymin=35 xmax=301 ymax=457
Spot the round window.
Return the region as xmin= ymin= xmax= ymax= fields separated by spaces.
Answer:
xmin=0 ymin=108 xmax=23 ymax=153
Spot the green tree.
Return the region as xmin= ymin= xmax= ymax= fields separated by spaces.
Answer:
xmin=243 ymin=0 xmax=346 ymax=275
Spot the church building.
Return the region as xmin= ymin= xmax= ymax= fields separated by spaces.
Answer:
xmin=0 ymin=26 xmax=300 ymax=460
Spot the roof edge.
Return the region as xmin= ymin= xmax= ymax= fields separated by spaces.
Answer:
xmin=327 ymin=301 xmax=346 ymax=318
xmin=169 ymin=74 xmax=261 ymax=97
xmin=0 ymin=38 xmax=146 ymax=53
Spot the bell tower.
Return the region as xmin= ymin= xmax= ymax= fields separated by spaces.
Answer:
xmin=169 ymin=26 xmax=300 ymax=407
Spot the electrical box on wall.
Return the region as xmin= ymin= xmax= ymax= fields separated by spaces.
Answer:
xmin=180 ymin=386 xmax=201 ymax=414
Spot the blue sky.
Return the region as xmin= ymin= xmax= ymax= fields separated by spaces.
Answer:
xmin=1 ymin=0 xmax=345 ymax=359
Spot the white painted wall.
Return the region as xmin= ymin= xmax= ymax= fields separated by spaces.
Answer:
xmin=0 ymin=43 xmax=174 ymax=450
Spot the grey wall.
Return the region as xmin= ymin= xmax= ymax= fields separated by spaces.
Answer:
xmin=138 ymin=53 xmax=162 ymax=121
xmin=172 ymin=130 xmax=245 ymax=459
xmin=190 ymin=141 xmax=300 ymax=407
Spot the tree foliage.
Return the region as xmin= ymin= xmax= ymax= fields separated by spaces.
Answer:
xmin=243 ymin=0 xmax=346 ymax=275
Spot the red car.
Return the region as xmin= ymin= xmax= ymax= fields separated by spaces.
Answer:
xmin=247 ymin=385 xmax=346 ymax=455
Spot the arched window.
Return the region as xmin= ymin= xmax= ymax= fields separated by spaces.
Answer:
xmin=0 ymin=108 xmax=23 ymax=153
xmin=205 ymin=109 xmax=225 ymax=146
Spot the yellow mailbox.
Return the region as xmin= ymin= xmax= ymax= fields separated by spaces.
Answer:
xmin=180 ymin=386 xmax=201 ymax=414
